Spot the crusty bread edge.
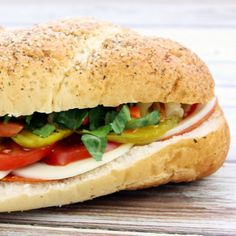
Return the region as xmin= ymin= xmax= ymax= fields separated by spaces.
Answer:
xmin=0 ymin=18 xmax=214 ymax=117
xmin=0 ymin=105 xmax=230 ymax=212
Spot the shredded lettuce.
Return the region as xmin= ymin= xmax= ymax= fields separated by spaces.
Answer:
xmin=2 ymin=104 xmax=164 ymax=161
xmin=81 ymin=105 xmax=131 ymax=160
xmin=110 ymin=105 xmax=131 ymax=134
xmin=3 ymin=115 xmax=11 ymax=124
xmin=105 ymin=110 xmax=117 ymax=124
xmin=52 ymin=109 xmax=88 ymax=130
xmin=24 ymin=113 xmax=49 ymax=132
xmin=32 ymin=124 xmax=56 ymax=138
xmin=126 ymin=111 xmax=160 ymax=129
xmin=81 ymin=134 xmax=107 ymax=161
xmin=25 ymin=115 xmax=33 ymax=126
xmin=88 ymin=106 xmax=106 ymax=130
xmin=81 ymin=125 xmax=111 ymax=161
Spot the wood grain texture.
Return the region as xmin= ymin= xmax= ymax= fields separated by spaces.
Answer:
xmin=0 ymin=163 xmax=235 ymax=235
xmin=0 ymin=0 xmax=235 ymax=235
xmin=0 ymin=224 xmax=165 ymax=236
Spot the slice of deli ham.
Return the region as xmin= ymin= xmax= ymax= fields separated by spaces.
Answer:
xmin=161 ymin=97 xmax=217 ymax=140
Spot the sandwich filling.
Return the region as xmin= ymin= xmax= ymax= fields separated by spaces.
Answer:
xmin=0 ymin=98 xmax=216 ymax=181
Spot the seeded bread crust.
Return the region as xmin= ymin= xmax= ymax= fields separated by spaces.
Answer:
xmin=0 ymin=18 xmax=214 ymax=116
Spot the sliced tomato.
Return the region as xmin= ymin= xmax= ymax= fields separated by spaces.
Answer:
xmin=43 ymin=135 xmax=120 ymax=166
xmin=43 ymin=143 xmax=90 ymax=166
xmin=183 ymin=104 xmax=198 ymax=119
xmin=0 ymin=140 xmax=54 ymax=171
xmin=0 ymin=122 xmax=23 ymax=137
xmin=129 ymin=106 xmax=141 ymax=118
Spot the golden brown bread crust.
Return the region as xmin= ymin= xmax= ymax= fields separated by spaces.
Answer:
xmin=0 ymin=18 xmax=214 ymax=116
xmin=0 ymin=105 xmax=229 ymax=212
xmin=127 ymin=106 xmax=230 ymax=190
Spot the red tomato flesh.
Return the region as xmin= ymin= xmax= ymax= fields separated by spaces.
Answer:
xmin=43 ymin=135 xmax=120 ymax=166
xmin=0 ymin=140 xmax=54 ymax=171
xmin=1 ymin=139 xmax=119 ymax=182
xmin=0 ymin=122 xmax=23 ymax=137
xmin=129 ymin=106 xmax=141 ymax=118
xmin=183 ymin=104 xmax=198 ymax=119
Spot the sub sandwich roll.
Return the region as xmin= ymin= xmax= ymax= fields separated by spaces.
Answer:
xmin=0 ymin=18 xmax=230 ymax=212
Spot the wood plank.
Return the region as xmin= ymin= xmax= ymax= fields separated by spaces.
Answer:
xmin=0 ymin=224 xmax=164 ymax=236
xmin=0 ymin=162 xmax=235 ymax=235
xmin=0 ymin=0 xmax=236 ymax=28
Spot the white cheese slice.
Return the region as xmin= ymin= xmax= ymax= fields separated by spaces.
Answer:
xmin=0 ymin=170 xmax=11 ymax=179
xmin=12 ymin=144 xmax=133 ymax=180
xmin=161 ymin=97 xmax=216 ymax=139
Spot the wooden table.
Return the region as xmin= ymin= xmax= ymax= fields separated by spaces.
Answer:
xmin=0 ymin=0 xmax=235 ymax=235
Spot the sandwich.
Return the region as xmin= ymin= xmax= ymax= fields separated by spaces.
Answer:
xmin=0 ymin=18 xmax=230 ymax=212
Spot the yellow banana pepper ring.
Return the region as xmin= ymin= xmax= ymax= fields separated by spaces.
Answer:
xmin=107 ymin=117 xmax=179 ymax=144
xmin=12 ymin=129 xmax=73 ymax=149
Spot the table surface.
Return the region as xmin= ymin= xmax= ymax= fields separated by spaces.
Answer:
xmin=0 ymin=0 xmax=235 ymax=235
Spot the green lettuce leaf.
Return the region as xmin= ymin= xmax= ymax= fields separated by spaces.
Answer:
xmin=88 ymin=125 xmax=112 ymax=137
xmin=89 ymin=106 xmax=106 ymax=130
xmin=52 ymin=109 xmax=88 ymax=130
xmin=25 ymin=113 xmax=48 ymax=130
xmin=32 ymin=124 xmax=56 ymax=138
xmin=80 ymin=125 xmax=112 ymax=161
xmin=3 ymin=115 xmax=11 ymax=124
xmin=25 ymin=115 xmax=33 ymax=126
xmin=105 ymin=110 xmax=117 ymax=125
xmin=81 ymin=134 xmax=107 ymax=161
xmin=110 ymin=105 xmax=131 ymax=134
xmin=126 ymin=111 xmax=160 ymax=130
